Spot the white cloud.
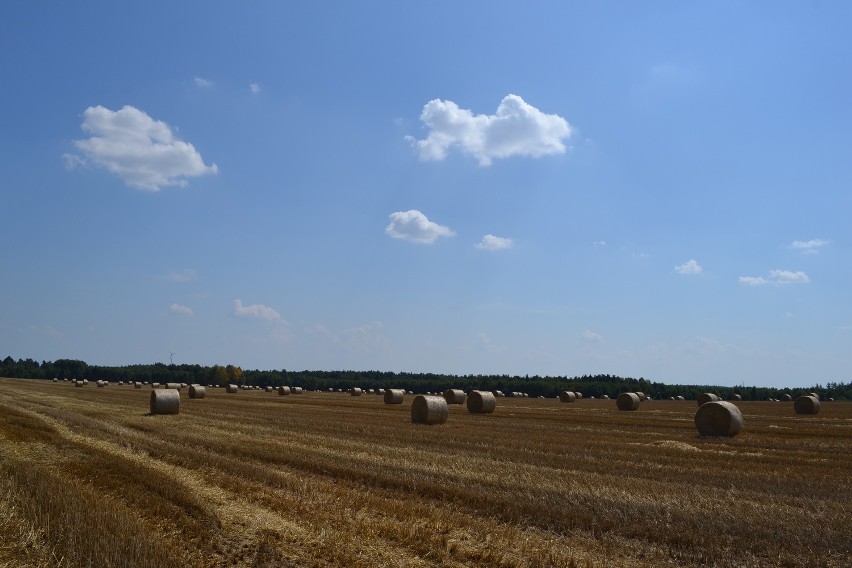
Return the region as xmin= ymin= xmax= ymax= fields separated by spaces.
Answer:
xmin=233 ymin=299 xmax=281 ymax=321
xmin=675 ymin=259 xmax=702 ymax=275
xmin=769 ymin=270 xmax=810 ymax=284
xmin=475 ymin=234 xmax=513 ymax=251
xmin=162 ymin=269 xmax=198 ymax=283
xmin=385 ymin=210 xmax=455 ymax=244
xmin=738 ymin=276 xmax=768 ymax=286
xmin=738 ymin=270 xmax=810 ymax=286
xmin=592 ymin=241 xmax=607 ymax=247
xmin=789 ymin=239 xmax=830 ymax=254
xmin=343 ymin=321 xmax=388 ymax=350
xmin=408 ymin=94 xmax=572 ymax=166
xmin=250 ymin=83 xmax=260 ymax=94
xmin=169 ymin=303 xmax=193 ymax=316
xmin=194 ymin=77 xmax=213 ymax=88
xmin=70 ymin=105 xmax=218 ymax=191
xmin=581 ymin=330 xmax=603 ymax=342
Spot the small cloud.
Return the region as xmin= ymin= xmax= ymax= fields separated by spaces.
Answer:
xmin=71 ymin=105 xmax=217 ymax=191
xmin=675 ymin=259 xmax=702 ymax=275
xmin=592 ymin=241 xmax=607 ymax=247
xmin=194 ymin=76 xmax=213 ymax=88
xmin=738 ymin=270 xmax=810 ymax=286
xmin=581 ymin=330 xmax=603 ymax=342
xmin=233 ymin=299 xmax=281 ymax=321
xmin=408 ymin=94 xmax=572 ymax=166
xmin=475 ymin=234 xmax=513 ymax=251
xmin=169 ymin=303 xmax=193 ymax=316
xmin=385 ymin=210 xmax=455 ymax=244
xmin=249 ymin=83 xmax=260 ymax=94
xmin=738 ymin=276 xmax=768 ymax=286
xmin=62 ymin=153 xmax=86 ymax=170
xmin=343 ymin=321 xmax=388 ymax=350
xmin=789 ymin=239 xmax=830 ymax=254
xmin=162 ymin=269 xmax=198 ymax=283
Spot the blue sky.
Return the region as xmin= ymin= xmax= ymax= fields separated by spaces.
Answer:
xmin=1 ymin=1 xmax=850 ymax=387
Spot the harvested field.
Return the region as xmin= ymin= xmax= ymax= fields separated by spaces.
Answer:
xmin=0 ymin=377 xmax=849 ymax=567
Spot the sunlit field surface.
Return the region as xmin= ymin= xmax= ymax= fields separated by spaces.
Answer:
xmin=0 ymin=378 xmax=849 ymax=568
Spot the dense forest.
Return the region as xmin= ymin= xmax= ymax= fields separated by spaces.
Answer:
xmin=2 ymin=355 xmax=850 ymax=401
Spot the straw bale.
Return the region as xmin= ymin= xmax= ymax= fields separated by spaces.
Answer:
xmin=559 ymin=391 xmax=577 ymax=403
xmin=635 ymin=391 xmax=646 ymax=401
xmin=350 ymin=388 xmax=363 ymax=396
xmin=466 ymin=390 xmax=496 ymax=414
xmin=226 ymin=384 xmax=238 ymax=393
xmin=292 ymin=387 xmax=303 ymax=394
xmin=616 ymin=392 xmax=641 ymax=411
xmin=278 ymin=386 xmax=291 ymax=395
xmin=384 ymin=389 xmax=404 ymax=404
xmin=794 ymin=395 xmax=820 ymax=415
xmin=781 ymin=393 xmax=792 ymax=401
xmin=697 ymin=393 xmax=720 ymax=406
xmin=695 ymin=401 xmax=743 ymax=436
xmin=443 ymin=389 xmax=466 ymax=404
xmin=188 ymin=385 xmax=206 ymax=399
xmin=150 ymin=389 xmax=180 ymax=415
xmin=411 ymin=395 xmax=448 ymax=425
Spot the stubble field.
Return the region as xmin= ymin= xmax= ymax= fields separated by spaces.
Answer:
xmin=0 ymin=378 xmax=849 ymax=568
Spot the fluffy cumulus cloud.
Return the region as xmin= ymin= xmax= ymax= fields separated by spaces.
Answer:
xmin=194 ymin=77 xmax=213 ymax=88
xmin=233 ymin=299 xmax=281 ymax=321
xmin=675 ymin=259 xmax=702 ymax=275
xmin=789 ymin=239 xmax=830 ymax=254
xmin=385 ymin=210 xmax=455 ymax=244
xmin=68 ymin=105 xmax=218 ymax=191
xmin=408 ymin=94 xmax=572 ymax=166
xmin=169 ymin=303 xmax=193 ymax=316
xmin=475 ymin=234 xmax=513 ymax=251
xmin=739 ymin=270 xmax=810 ymax=286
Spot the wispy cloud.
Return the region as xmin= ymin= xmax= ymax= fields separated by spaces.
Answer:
xmin=233 ymin=299 xmax=281 ymax=321
xmin=675 ymin=259 xmax=702 ymax=275
xmin=789 ymin=239 xmax=830 ymax=254
xmin=249 ymin=83 xmax=260 ymax=94
xmin=194 ymin=76 xmax=213 ymax=88
xmin=581 ymin=330 xmax=603 ymax=342
xmin=68 ymin=105 xmax=218 ymax=191
xmin=407 ymin=94 xmax=572 ymax=166
xmin=739 ymin=270 xmax=810 ymax=286
xmin=385 ymin=210 xmax=455 ymax=244
xmin=169 ymin=303 xmax=193 ymax=316
xmin=162 ymin=269 xmax=198 ymax=283
xmin=475 ymin=234 xmax=513 ymax=251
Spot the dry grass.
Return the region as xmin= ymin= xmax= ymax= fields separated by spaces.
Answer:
xmin=0 ymin=378 xmax=849 ymax=567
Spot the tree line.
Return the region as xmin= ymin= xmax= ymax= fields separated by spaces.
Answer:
xmin=2 ymin=355 xmax=850 ymax=401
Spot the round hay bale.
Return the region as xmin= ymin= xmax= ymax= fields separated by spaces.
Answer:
xmin=152 ymin=382 xmax=160 ymax=388
xmin=166 ymin=382 xmax=181 ymax=390
xmin=559 ymin=391 xmax=577 ymax=403
xmin=97 ymin=380 xmax=106 ymax=388
xmin=809 ymin=392 xmax=819 ymax=400
xmin=75 ymin=380 xmax=84 ymax=387
xmin=466 ymin=390 xmax=496 ymax=414
xmin=443 ymin=389 xmax=466 ymax=405
xmin=697 ymin=393 xmax=721 ymax=406
xmin=411 ymin=395 xmax=448 ymax=425
xmin=180 ymin=383 xmax=187 ymax=389
xmin=616 ymin=392 xmax=640 ymax=411
xmin=601 ymin=394 xmax=610 ymax=399
xmin=82 ymin=379 xmax=88 ymax=385
xmin=794 ymin=395 xmax=820 ymax=415
xmin=134 ymin=382 xmax=142 ymax=388
xmin=384 ymin=389 xmax=404 ymax=404
xmin=226 ymin=384 xmax=238 ymax=393
xmin=53 ymin=378 xmax=58 ymax=382
xmin=292 ymin=387 xmax=303 ymax=394
xmin=635 ymin=391 xmax=646 ymax=401
xmin=188 ymin=385 xmax=206 ymax=399
xmin=780 ymin=393 xmax=793 ymax=402
xmin=574 ymin=391 xmax=583 ymax=399
xmin=150 ymin=389 xmax=180 ymax=415
xmin=730 ymin=394 xmax=742 ymax=401
xmin=350 ymin=388 xmax=363 ymax=396
xmin=493 ymin=390 xmax=504 ymax=397
xmin=265 ymin=386 xmax=273 ymax=392
xmin=278 ymin=386 xmax=291 ymax=395
xmin=695 ymin=401 xmax=743 ymax=436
